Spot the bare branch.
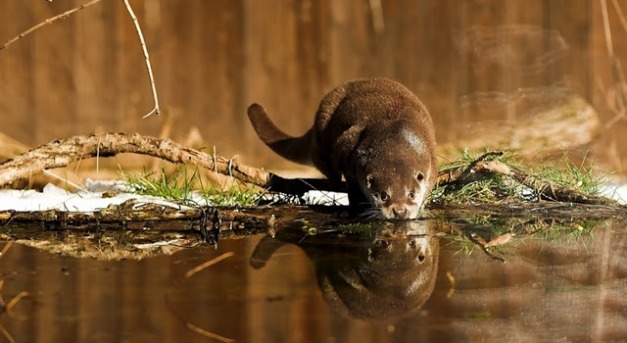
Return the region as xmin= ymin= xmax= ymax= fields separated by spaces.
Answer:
xmin=0 ymin=133 xmax=342 ymax=195
xmin=0 ymin=0 xmax=102 ymax=51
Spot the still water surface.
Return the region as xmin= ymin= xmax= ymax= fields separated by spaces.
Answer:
xmin=0 ymin=218 xmax=625 ymax=343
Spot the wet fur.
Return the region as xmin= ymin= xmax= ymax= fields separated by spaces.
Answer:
xmin=247 ymin=78 xmax=437 ymax=219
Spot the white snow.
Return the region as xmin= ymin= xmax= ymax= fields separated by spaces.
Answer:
xmin=0 ymin=183 xmax=207 ymax=212
xmin=302 ymin=190 xmax=349 ymax=206
xmin=599 ymin=182 xmax=627 ymax=205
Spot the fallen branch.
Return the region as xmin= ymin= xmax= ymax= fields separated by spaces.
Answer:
xmin=0 ymin=132 xmax=341 ymax=195
xmin=438 ymin=151 xmax=622 ymax=207
xmin=484 ymin=161 xmax=618 ymax=205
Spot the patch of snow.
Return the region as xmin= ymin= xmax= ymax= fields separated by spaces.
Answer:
xmin=0 ymin=183 xmax=208 ymax=212
xmin=84 ymin=178 xmax=130 ymax=192
xmin=302 ymin=190 xmax=349 ymax=206
xmin=599 ymin=182 xmax=627 ymax=205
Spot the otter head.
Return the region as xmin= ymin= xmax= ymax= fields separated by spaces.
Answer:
xmin=362 ymin=166 xmax=432 ymax=219
xmin=356 ymin=127 xmax=435 ymax=220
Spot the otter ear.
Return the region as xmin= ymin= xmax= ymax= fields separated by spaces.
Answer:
xmin=366 ymin=174 xmax=374 ymax=189
xmin=416 ymin=172 xmax=425 ymax=182
xmin=356 ymin=148 xmax=369 ymax=166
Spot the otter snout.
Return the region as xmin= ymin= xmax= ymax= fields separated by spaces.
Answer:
xmin=380 ymin=203 xmax=420 ymax=220
xmin=392 ymin=207 xmax=409 ymax=219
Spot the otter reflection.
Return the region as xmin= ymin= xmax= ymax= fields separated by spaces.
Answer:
xmin=250 ymin=220 xmax=439 ymax=320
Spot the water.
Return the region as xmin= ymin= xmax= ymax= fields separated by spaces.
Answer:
xmin=0 ymin=216 xmax=625 ymax=342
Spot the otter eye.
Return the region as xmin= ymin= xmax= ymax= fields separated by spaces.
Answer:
xmin=379 ymin=192 xmax=389 ymax=201
xmin=416 ymin=172 xmax=425 ymax=182
xmin=408 ymin=192 xmax=415 ymax=200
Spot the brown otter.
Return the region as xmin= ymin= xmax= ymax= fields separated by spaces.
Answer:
xmin=247 ymin=78 xmax=437 ymax=219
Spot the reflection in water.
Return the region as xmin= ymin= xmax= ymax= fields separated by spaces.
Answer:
xmin=0 ymin=217 xmax=625 ymax=342
xmin=250 ymin=220 xmax=440 ymax=320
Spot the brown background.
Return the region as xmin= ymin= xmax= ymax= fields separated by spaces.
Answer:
xmin=0 ymin=2 xmax=625 ymax=341
xmin=0 ymin=0 xmax=626 ymax=175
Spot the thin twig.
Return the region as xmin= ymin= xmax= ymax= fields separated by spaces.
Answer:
xmin=466 ymin=231 xmax=505 ymax=262
xmin=96 ymin=136 xmax=101 ymax=174
xmin=611 ymin=0 xmax=627 ymax=34
xmin=368 ymin=0 xmax=385 ymax=34
xmin=601 ymin=0 xmax=614 ymax=57
xmin=42 ymin=170 xmax=85 ymax=191
xmin=0 ymin=325 xmax=15 ymax=343
xmin=0 ymin=242 xmax=12 ymax=257
xmin=122 ymin=0 xmax=161 ymax=118
xmin=0 ymin=0 xmax=102 ymax=51
xmin=184 ymin=322 xmax=234 ymax=343
xmin=3 ymin=292 xmax=30 ymax=320
xmin=185 ymin=252 xmax=234 ymax=278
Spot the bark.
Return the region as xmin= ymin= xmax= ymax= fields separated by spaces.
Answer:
xmin=0 ymin=133 xmax=343 ymax=194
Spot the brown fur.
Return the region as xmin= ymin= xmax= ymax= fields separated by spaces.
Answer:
xmin=247 ymin=78 xmax=437 ymax=219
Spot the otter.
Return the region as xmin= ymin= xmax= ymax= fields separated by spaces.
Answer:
xmin=247 ymin=78 xmax=437 ymax=219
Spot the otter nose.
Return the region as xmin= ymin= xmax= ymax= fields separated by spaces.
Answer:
xmin=392 ymin=207 xmax=409 ymax=219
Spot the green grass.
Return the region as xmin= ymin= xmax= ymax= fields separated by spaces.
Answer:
xmin=431 ymin=149 xmax=522 ymax=203
xmin=124 ymin=167 xmax=197 ymax=202
xmin=123 ymin=166 xmax=260 ymax=207
xmin=530 ymin=154 xmax=603 ymax=195
xmin=201 ymin=185 xmax=260 ymax=207
xmin=431 ymin=149 xmax=605 ymax=204
xmin=430 ymin=175 xmax=518 ymax=204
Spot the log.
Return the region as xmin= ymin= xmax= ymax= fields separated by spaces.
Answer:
xmin=0 ymin=132 xmax=344 ymax=195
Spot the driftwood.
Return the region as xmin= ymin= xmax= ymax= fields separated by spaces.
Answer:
xmin=0 ymin=132 xmax=342 ymax=195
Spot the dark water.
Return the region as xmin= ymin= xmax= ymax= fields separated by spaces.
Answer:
xmin=0 ymin=218 xmax=625 ymax=343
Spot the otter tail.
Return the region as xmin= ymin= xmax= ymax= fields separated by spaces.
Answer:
xmin=247 ymin=103 xmax=314 ymax=165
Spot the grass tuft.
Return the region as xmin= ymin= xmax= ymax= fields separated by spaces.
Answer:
xmin=431 ymin=149 xmax=605 ymax=204
xmin=123 ymin=166 xmax=260 ymax=207
xmin=530 ymin=154 xmax=603 ymax=196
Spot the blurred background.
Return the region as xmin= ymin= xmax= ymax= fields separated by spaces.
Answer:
xmin=0 ymin=3 xmax=626 ymax=341
xmin=0 ymin=0 xmax=626 ymax=178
